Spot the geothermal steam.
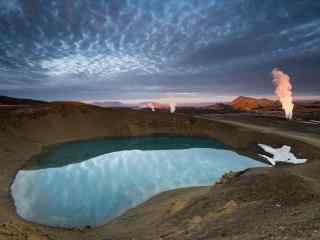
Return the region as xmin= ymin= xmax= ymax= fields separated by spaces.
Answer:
xmin=272 ymin=68 xmax=294 ymax=120
xmin=170 ymin=102 xmax=176 ymax=113
xmin=147 ymin=103 xmax=155 ymax=112
xmin=143 ymin=102 xmax=176 ymax=113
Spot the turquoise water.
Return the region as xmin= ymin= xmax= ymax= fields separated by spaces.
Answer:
xmin=11 ymin=137 xmax=266 ymax=228
xmin=28 ymin=137 xmax=226 ymax=169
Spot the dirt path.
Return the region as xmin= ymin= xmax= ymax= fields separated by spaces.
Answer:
xmin=198 ymin=115 xmax=320 ymax=148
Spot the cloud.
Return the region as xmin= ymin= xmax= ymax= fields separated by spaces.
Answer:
xmin=0 ymin=0 xmax=319 ymax=100
xmin=0 ymin=0 xmax=22 ymax=16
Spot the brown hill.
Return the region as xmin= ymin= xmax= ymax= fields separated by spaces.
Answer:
xmin=0 ymin=95 xmax=47 ymax=106
xmin=231 ymin=96 xmax=276 ymax=111
xmin=0 ymin=101 xmax=320 ymax=239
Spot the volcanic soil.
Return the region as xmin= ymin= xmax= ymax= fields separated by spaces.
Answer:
xmin=0 ymin=101 xmax=320 ymax=240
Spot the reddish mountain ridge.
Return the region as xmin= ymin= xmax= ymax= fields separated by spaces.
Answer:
xmin=231 ymin=96 xmax=276 ymax=111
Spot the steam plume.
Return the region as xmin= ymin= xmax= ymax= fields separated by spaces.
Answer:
xmin=147 ymin=103 xmax=155 ymax=112
xmin=272 ymin=68 xmax=294 ymax=120
xmin=170 ymin=102 xmax=176 ymax=113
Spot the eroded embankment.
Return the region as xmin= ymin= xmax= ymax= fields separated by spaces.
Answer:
xmin=1 ymin=103 xmax=320 ymax=240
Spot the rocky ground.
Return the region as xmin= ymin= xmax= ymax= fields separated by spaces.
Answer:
xmin=0 ymin=101 xmax=320 ymax=240
xmin=176 ymin=96 xmax=320 ymax=121
xmin=98 ymin=166 xmax=320 ymax=240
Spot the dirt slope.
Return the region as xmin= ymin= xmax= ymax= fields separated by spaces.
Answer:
xmin=0 ymin=103 xmax=320 ymax=239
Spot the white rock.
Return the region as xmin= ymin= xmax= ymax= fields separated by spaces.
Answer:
xmin=258 ymin=144 xmax=307 ymax=166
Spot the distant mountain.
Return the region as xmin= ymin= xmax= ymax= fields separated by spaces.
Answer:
xmin=231 ymin=96 xmax=276 ymax=111
xmin=139 ymin=101 xmax=221 ymax=109
xmin=90 ymin=101 xmax=130 ymax=108
xmin=177 ymin=102 xmax=218 ymax=107
xmin=139 ymin=102 xmax=168 ymax=109
xmin=207 ymin=103 xmax=234 ymax=111
xmin=0 ymin=96 xmax=47 ymax=106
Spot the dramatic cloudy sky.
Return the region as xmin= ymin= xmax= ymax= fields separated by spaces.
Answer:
xmin=0 ymin=0 xmax=319 ymax=102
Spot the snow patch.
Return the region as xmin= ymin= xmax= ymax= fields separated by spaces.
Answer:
xmin=258 ymin=144 xmax=307 ymax=166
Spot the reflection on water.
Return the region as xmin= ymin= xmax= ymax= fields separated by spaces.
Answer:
xmin=27 ymin=137 xmax=226 ymax=169
xmin=11 ymin=137 xmax=266 ymax=228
